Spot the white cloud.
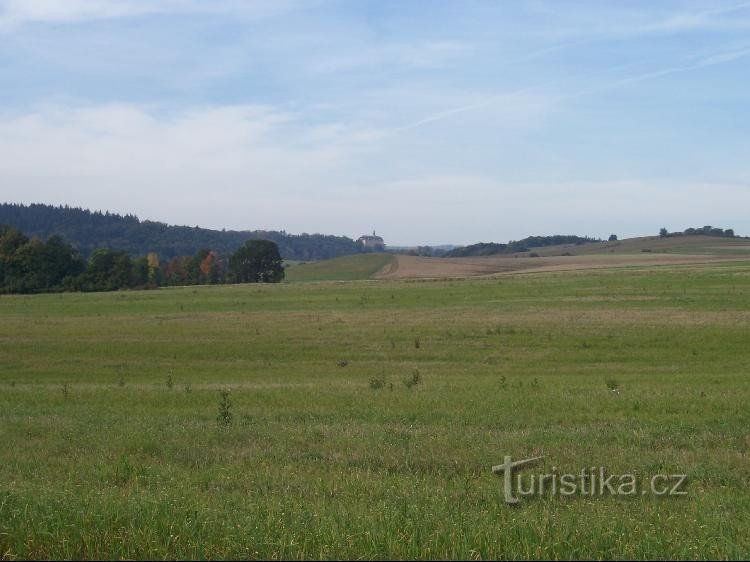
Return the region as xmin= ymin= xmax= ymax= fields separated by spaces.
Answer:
xmin=0 ymin=0 xmax=302 ymax=30
xmin=0 ymin=103 xmax=381 ymax=234
xmin=0 ymin=0 xmax=153 ymax=26
xmin=341 ymin=177 xmax=750 ymax=244
xmin=1 ymin=102 xmax=748 ymax=244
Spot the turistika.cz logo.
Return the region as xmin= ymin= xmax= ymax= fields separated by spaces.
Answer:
xmin=492 ymin=456 xmax=688 ymax=504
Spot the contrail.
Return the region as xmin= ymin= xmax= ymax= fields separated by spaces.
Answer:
xmin=394 ymin=94 xmax=510 ymax=132
xmin=588 ymin=45 xmax=750 ymax=93
xmin=398 ymin=44 xmax=750 ymax=133
xmin=391 ymin=2 xmax=750 ymax=133
xmin=701 ymin=0 xmax=750 ymax=18
xmin=394 ymin=82 xmax=557 ymax=132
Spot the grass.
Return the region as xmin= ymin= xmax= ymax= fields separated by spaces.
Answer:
xmin=1 ymin=261 xmax=750 ymax=559
xmin=531 ymin=234 xmax=750 ymax=257
xmin=283 ymin=252 xmax=394 ymax=282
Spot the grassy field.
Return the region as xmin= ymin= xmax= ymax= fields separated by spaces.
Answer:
xmin=1 ymin=261 xmax=750 ymax=559
xmin=282 ymin=237 xmax=750 ymax=282
xmin=531 ymin=234 xmax=750 ymax=257
xmin=284 ymin=253 xmax=394 ymax=282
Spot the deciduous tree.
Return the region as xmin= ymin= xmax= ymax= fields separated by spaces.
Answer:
xmin=229 ymin=240 xmax=284 ymax=283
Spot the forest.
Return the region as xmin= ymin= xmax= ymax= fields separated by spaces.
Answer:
xmin=0 ymin=203 xmax=361 ymax=261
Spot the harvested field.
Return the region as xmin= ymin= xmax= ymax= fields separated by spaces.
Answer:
xmin=377 ymin=252 xmax=749 ymax=280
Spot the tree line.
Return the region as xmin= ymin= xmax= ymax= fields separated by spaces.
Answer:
xmin=0 ymin=224 xmax=284 ymax=294
xmin=659 ymin=226 xmax=737 ymax=238
xmin=444 ymin=235 xmax=601 ymax=258
xmin=0 ymin=203 xmax=361 ymax=261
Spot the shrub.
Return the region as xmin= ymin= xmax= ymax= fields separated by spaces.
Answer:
xmin=369 ymin=375 xmax=385 ymax=390
xmin=217 ymin=389 xmax=233 ymax=428
xmin=403 ymin=369 xmax=421 ymax=389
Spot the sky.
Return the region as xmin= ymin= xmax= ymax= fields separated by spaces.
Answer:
xmin=0 ymin=0 xmax=749 ymax=246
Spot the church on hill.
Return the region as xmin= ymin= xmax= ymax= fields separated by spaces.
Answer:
xmin=357 ymin=231 xmax=385 ymax=251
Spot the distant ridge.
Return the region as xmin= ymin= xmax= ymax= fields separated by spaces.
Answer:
xmin=0 ymin=203 xmax=361 ymax=260
xmin=444 ymin=235 xmax=600 ymax=257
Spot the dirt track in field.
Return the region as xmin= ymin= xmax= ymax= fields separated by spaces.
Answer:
xmin=375 ymin=253 xmax=749 ymax=280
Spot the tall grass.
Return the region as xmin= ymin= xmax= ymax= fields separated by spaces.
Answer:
xmin=1 ymin=261 xmax=749 ymax=558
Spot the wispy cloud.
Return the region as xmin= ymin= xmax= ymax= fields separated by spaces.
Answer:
xmin=526 ymin=0 xmax=750 ymax=40
xmin=577 ymin=44 xmax=750 ymax=95
xmin=393 ymin=41 xmax=750 ymax=133
xmin=393 ymin=85 xmax=553 ymax=132
xmin=0 ymin=101 xmax=393 ymax=233
xmin=0 ymin=0 xmax=156 ymax=26
xmin=0 ymin=1 xmax=748 ymax=242
xmin=2 ymin=98 xmax=748 ymax=244
xmin=0 ymin=0 xmax=302 ymax=30
xmin=641 ymin=0 xmax=750 ymax=34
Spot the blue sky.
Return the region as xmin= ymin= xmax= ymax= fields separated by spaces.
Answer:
xmin=1 ymin=0 xmax=749 ymax=245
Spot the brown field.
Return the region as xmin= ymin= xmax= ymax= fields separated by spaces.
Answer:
xmin=376 ymin=252 xmax=749 ymax=280
xmin=521 ymin=234 xmax=750 ymax=256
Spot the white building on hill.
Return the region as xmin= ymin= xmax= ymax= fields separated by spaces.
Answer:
xmin=357 ymin=231 xmax=385 ymax=251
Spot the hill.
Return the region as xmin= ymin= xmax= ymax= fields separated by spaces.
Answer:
xmin=0 ymin=203 xmax=361 ymax=261
xmin=444 ymin=235 xmax=600 ymax=257
xmin=279 ymin=234 xmax=750 ymax=282
xmin=521 ymin=234 xmax=750 ymax=257
xmin=377 ymin=235 xmax=750 ymax=280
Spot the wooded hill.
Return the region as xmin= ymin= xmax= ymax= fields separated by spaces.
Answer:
xmin=444 ymin=235 xmax=601 ymax=257
xmin=0 ymin=203 xmax=360 ymax=261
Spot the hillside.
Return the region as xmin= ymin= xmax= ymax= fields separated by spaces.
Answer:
xmin=530 ymin=234 xmax=750 ymax=257
xmin=444 ymin=235 xmax=600 ymax=257
xmin=284 ymin=253 xmax=394 ymax=282
xmin=445 ymin=230 xmax=744 ymax=258
xmin=0 ymin=203 xmax=361 ymax=261
xmin=378 ymin=235 xmax=750 ymax=280
xmin=284 ymin=235 xmax=750 ymax=282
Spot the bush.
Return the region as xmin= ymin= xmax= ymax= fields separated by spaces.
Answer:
xmin=403 ymin=370 xmax=421 ymax=389
xmin=217 ymin=389 xmax=233 ymax=428
xmin=369 ymin=375 xmax=385 ymax=390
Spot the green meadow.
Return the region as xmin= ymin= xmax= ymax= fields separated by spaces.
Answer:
xmin=284 ymin=253 xmax=394 ymax=282
xmin=1 ymin=261 xmax=749 ymax=559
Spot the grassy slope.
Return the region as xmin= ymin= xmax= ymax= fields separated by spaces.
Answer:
xmin=530 ymin=234 xmax=750 ymax=257
xmin=284 ymin=252 xmax=394 ymax=282
xmin=1 ymin=261 xmax=750 ymax=558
